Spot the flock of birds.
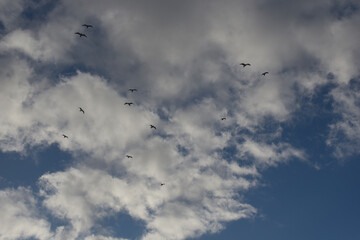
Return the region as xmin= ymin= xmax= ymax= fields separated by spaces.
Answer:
xmin=74 ymin=24 xmax=93 ymax=38
xmin=67 ymin=24 xmax=270 ymax=187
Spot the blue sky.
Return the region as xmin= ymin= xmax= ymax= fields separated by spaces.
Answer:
xmin=0 ymin=0 xmax=359 ymax=239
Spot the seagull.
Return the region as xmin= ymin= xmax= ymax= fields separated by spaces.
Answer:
xmin=82 ymin=24 xmax=93 ymax=29
xmin=129 ymin=88 xmax=137 ymax=92
xmin=75 ymin=32 xmax=87 ymax=38
xmin=62 ymin=134 xmax=69 ymax=139
xmin=79 ymin=107 xmax=85 ymax=114
xmin=240 ymin=63 xmax=251 ymax=67
xmin=221 ymin=117 xmax=226 ymax=120
xmin=124 ymin=102 xmax=133 ymax=106
xmin=150 ymin=125 xmax=156 ymax=129
xmin=160 ymin=183 xmax=165 ymax=186
xmin=126 ymin=155 xmax=133 ymax=158
xmin=262 ymin=71 xmax=269 ymax=76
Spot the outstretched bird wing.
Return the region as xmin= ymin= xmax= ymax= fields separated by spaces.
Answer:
xmin=75 ymin=32 xmax=87 ymax=37
xmin=82 ymin=24 xmax=93 ymax=28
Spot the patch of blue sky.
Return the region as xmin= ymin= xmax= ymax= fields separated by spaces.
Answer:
xmin=283 ymin=81 xmax=340 ymax=166
xmin=0 ymin=143 xmax=72 ymax=189
xmin=196 ymin=77 xmax=360 ymax=239
xmin=197 ymin=158 xmax=360 ymax=240
xmin=93 ymin=212 xmax=146 ymax=240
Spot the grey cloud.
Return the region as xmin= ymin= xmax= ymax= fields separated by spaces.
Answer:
xmin=0 ymin=0 xmax=26 ymax=31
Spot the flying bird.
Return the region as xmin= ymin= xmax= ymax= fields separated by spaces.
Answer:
xmin=129 ymin=88 xmax=137 ymax=92
xmin=82 ymin=24 xmax=93 ymax=29
xmin=124 ymin=102 xmax=133 ymax=106
xmin=240 ymin=63 xmax=251 ymax=67
xmin=79 ymin=107 xmax=85 ymax=114
xmin=221 ymin=117 xmax=226 ymax=120
xmin=126 ymin=155 xmax=133 ymax=158
xmin=262 ymin=72 xmax=269 ymax=76
xmin=62 ymin=134 xmax=69 ymax=139
xmin=75 ymin=32 xmax=87 ymax=38
xmin=150 ymin=125 xmax=157 ymax=129
xmin=160 ymin=183 xmax=165 ymax=186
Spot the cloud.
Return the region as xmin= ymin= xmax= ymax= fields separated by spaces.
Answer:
xmin=0 ymin=0 xmax=360 ymax=239
xmin=0 ymin=187 xmax=52 ymax=240
xmin=238 ymin=138 xmax=306 ymax=167
xmin=327 ymin=80 xmax=360 ymax=158
xmin=39 ymin=162 xmax=257 ymax=239
xmin=0 ymin=0 xmax=25 ymax=30
xmin=0 ymin=65 xmax=259 ymax=238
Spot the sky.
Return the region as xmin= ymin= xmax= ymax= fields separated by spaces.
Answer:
xmin=0 ymin=0 xmax=359 ymax=239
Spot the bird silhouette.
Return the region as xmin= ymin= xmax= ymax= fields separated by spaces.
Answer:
xmin=160 ymin=183 xmax=165 ymax=186
xmin=82 ymin=24 xmax=93 ymax=29
xmin=240 ymin=63 xmax=251 ymax=67
xmin=124 ymin=102 xmax=133 ymax=106
xmin=221 ymin=117 xmax=226 ymax=120
xmin=262 ymin=72 xmax=269 ymax=76
xmin=129 ymin=88 xmax=137 ymax=92
xmin=126 ymin=155 xmax=133 ymax=158
xmin=79 ymin=107 xmax=85 ymax=114
xmin=75 ymin=32 xmax=87 ymax=37
xmin=150 ymin=125 xmax=156 ymax=129
xmin=62 ymin=134 xmax=69 ymax=139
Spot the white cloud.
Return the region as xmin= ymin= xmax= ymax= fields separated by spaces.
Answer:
xmin=0 ymin=187 xmax=52 ymax=240
xmin=39 ymin=160 xmax=257 ymax=240
xmin=0 ymin=58 xmax=36 ymax=152
xmin=238 ymin=139 xmax=306 ymax=167
xmin=0 ymin=65 xmax=258 ymax=239
xmin=327 ymin=82 xmax=360 ymax=158
xmin=1 ymin=25 xmax=76 ymax=62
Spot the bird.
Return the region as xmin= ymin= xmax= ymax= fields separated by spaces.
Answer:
xmin=221 ymin=117 xmax=226 ymax=120
xmin=129 ymin=88 xmax=137 ymax=92
xmin=160 ymin=183 xmax=165 ymax=186
xmin=262 ymin=72 xmax=269 ymax=76
xmin=150 ymin=125 xmax=156 ymax=129
xmin=124 ymin=102 xmax=133 ymax=106
xmin=126 ymin=155 xmax=133 ymax=158
xmin=82 ymin=24 xmax=93 ymax=29
xmin=62 ymin=134 xmax=69 ymax=139
xmin=79 ymin=107 xmax=85 ymax=114
xmin=240 ymin=63 xmax=251 ymax=67
xmin=75 ymin=32 xmax=87 ymax=38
